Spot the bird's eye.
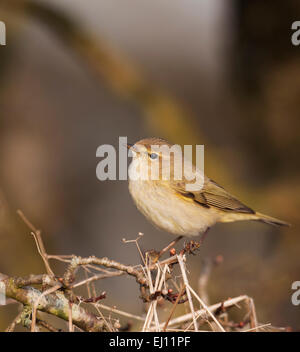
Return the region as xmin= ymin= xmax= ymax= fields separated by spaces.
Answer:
xmin=149 ymin=153 xmax=158 ymax=160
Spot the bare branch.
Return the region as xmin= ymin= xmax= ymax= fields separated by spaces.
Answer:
xmin=3 ymin=276 xmax=108 ymax=332
xmin=160 ymin=295 xmax=250 ymax=328
xmin=63 ymin=256 xmax=148 ymax=287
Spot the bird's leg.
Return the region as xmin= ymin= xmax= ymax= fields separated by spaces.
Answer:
xmin=199 ymin=227 xmax=210 ymax=245
xmin=158 ymin=235 xmax=184 ymax=259
xmin=181 ymin=228 xmax=210 ymax=255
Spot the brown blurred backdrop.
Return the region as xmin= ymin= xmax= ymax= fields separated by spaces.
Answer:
xmin=0 ymin=0 xmax=300 ymax=330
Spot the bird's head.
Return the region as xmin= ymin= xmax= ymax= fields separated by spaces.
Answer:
xmin=127 ymin=138 xmax=180 ymax=182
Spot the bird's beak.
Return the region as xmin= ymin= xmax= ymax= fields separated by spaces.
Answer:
xmin=126 ymin=143 xmax=137 ymax=152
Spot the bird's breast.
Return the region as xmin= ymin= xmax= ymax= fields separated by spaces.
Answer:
xmin=128 ymin=179 xmax=219 ymax=237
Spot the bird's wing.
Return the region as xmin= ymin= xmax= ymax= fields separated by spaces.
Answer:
xmin=173 ymin=177 xmax=254 ymax=214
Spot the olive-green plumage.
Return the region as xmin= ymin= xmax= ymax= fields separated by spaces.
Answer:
xmin=128 ymin=138 xmax=290 ymax=237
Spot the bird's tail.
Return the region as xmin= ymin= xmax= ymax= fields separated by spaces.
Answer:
xmin=220 ymin=211 xmax=290 ymax=227
xmin=254 ymin=212 xmax=290 ymax=227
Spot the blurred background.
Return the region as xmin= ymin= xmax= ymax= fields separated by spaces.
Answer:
xmin=0 ymin=0 xmax=300 ymax=330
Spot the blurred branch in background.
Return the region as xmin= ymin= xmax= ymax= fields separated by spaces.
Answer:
xmin=2 ymin=0 xmax=298 ymax=212
xmin=1 ymin=0 xmax=233 ymax=182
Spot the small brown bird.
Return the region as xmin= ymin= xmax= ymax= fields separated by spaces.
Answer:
xmin=127 ymin=137 xmax=289 ymax=240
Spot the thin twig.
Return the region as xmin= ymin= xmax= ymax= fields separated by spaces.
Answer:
xmin=163 ymin=285 xmax=186 ymax=331
xmin=159 ymin=236 xmax=183 ymax=259
xmin=123 ymin=233 xmax=146 ymax=266
xmin=37 ymin=318 xmax=62 ymax=332
xmin=160 ymin=295 xmax=249 ymax=328
xmin=187 ymin=284 xmax=225 ymax=332
xmin=71 ymin=270 xmax=123 ymax=288
xmin=17 ymin=210 xmax=55 ymax=277
xmin=92 ymin=303 xmax=113 ymax=332
xmin=97 ymin=303 xmax=145 ymax=322
xmin=248 ymin=297 xmax=258 ymax=332
xmin=5 ymin=310 xmax=23 ymax=332
xmin=63 ymin=256 xmax=149 ymax=287
xmin=243 ymin=323 xmax=271 ymax=332
xmin=177 ymin=254 xmax=198 ymax=331
xmin=68 ymin=301 xmax=74 ymax=332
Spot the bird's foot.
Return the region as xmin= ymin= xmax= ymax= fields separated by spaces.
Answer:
xmin=180 ymin=240 xmax=201 ymax=256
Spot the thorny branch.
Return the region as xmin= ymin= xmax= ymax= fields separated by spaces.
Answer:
xmin=1 ymin=212 xmax=203 ymax=332
xmin=0 ymin=211 xmax=285 ymax=332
